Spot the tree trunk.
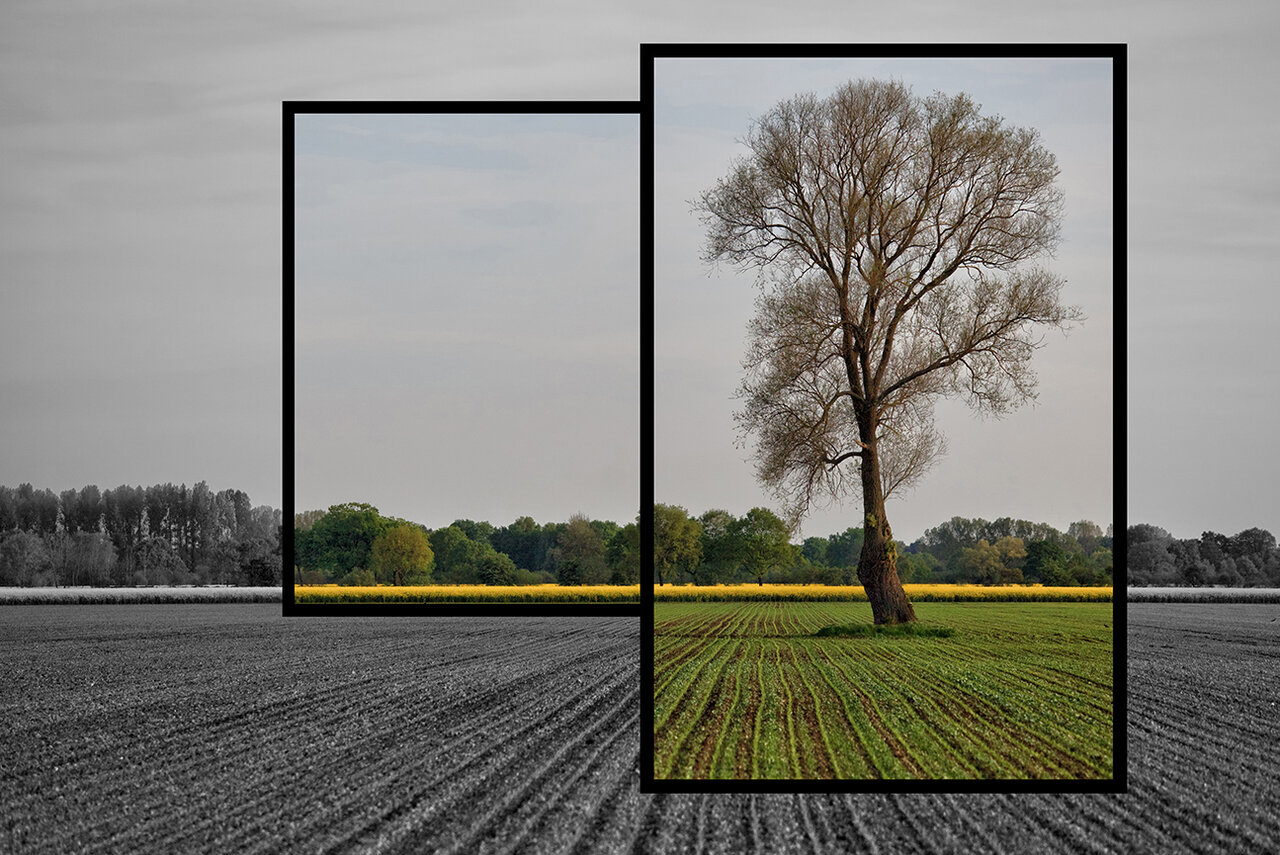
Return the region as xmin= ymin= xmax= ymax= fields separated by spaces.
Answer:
xmin=855 ymin=423 xmax=917 ymax=624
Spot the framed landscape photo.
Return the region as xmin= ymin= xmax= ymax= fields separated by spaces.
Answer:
xmin=643 ymin=43 xmax=1122 ymax=791
xmin=286 ymin=102 xmax=641 ymax=616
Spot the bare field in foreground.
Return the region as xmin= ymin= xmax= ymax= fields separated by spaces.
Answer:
xmin=3 ymin=606 xmax=639 ymax=854
xmin=3 ymin=603 xmax=1277 ymax=853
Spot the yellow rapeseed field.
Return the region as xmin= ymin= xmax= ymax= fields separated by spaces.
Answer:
xmin=651 ymin=583 xmax=1112 ymax=602
xmin=294 ymin=584 xmax=640 ymax=604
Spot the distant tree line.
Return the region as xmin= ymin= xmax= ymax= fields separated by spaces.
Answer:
xmin=0 ymin=482 xmax=282 ymax=587
xmin=293 ymin=504 xmax=640 ymax=586
xmin=654 ymin=505 xmax=1114 ymax=587
xmin=1127 ymin=524 xmax=1280 ymax=587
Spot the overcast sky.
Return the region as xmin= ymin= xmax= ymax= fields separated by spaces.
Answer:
xmin=656 ymin=56 xmax=1114 ymax=543
xmin=294 ymin=112 xmax=638 ymax=529
xmin=3 ymin=0 xmax=1275 ymax=542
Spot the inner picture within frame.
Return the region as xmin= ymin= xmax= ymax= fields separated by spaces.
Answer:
xmin=286 ymin=102 xmax=642 ymax=616
xmin=645 ymin=44 xmax=1121 ymax=791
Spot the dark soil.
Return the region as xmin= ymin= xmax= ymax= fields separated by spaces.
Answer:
xmin=3 ymin=604 xmax=1277 ymax=853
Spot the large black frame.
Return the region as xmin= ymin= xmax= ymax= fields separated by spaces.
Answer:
xmin=641 ymin=42 xmax=1126 ymax=794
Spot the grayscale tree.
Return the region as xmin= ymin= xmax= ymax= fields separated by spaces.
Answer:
xmin=697 ymin=79 xmax=1083 ymax=623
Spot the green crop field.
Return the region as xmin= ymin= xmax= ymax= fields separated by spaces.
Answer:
xmin=653 ymin=600 xmax=1114 ymax=780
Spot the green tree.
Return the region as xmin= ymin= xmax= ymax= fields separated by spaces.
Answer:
xmin=1025 ymin=539 xmax=1068 ymax=585
xmin=590 ymin=519 xmax=621 ymax=551
xmin=478 ymin=550 xmax=518 ymax=585
xmin=994 ymin=536 xmax=1028 ymax=584
xmin=534 ymin=522 xmax=566 ymax=576
xmin=801 ymin=536 xmax=830 ymax=567
xmin=957 ymin=539 xmax=1003 ymax=585
xmin=492 ymin=515 xmax=541 ymax=572
xmin=305 ymin=503 xmax=389 ymax=580
xmin=826 ymin=527 xmax=865 ymax=569
xmin=733 ymin=507 xmax=793 ymax=586
xmin=606 ymin=521 xmax=640 ymax=584
xmin=429 ymin=525 xmax=499 ymax=583
xmin=558 ymin=558 xmax=583 ymax=586
xmin=1091 ymin=547 xmax=1114 ymax=584
xmin=1068 ymin=520 xmax=1103 ymax=556
xmin=699 ymin=81 xmax=1078 ymax=622
xmin=556 ymin=514 xmax=609 ymax=585
xmin=896 ymin=549 xmax=939 ymax=584
xmin=451 ymin=519 xmax=495 ymax=547
xmin=653 ymin=504 xmax=702 ymax=585
xmin=919 ymin=517 xmax=982 ymax=569
xmin=698 ymin=509 xmax=741 ymax=583
xmin=370 ymin=524 xmax=433 ymax=585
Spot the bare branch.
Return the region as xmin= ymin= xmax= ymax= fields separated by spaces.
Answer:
xmin=702 ymin=78 xmax=1078 ymax=527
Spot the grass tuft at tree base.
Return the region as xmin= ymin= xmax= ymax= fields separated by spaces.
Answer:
xmin=813 ymin=622 xmax=956 ymax=639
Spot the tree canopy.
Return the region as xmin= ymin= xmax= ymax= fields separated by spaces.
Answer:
xmin=697 ymin=79 xmax=1081 ymax=622
xmin=650 ymin=504 xmax=1111 ymax=588
xmin=1126 ymin=524 xmax=1280 ymax=587
xmin=653 ymin=504 xmax=703 ymax=586
xmin=292 ymin=506 xmax=640 ymax=586
xmin=0 ymin=482 xmax=280 ymax=587
xmin=370 ymin=524 xmax=434 ymax=586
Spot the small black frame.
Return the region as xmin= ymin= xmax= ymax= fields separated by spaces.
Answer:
xmin=283 ymin=100 xmax=643 ymax=618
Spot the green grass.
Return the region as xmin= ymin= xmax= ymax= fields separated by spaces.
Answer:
xmin=654 ymin=600 xmax=1114 ymax=780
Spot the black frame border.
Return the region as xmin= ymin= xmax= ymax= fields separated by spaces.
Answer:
xmin=640 ymin=41 xmax=1127 ymax=794
xmin=283 ymin=100 xmax=643 ymax=617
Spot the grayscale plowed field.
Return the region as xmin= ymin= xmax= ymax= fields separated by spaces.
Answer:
xmin=3 ymin=603 xmax=1277 ymax=853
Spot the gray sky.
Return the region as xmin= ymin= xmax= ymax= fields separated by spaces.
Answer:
xmin=294 ymin=113 xmax=638 ymax=529
xmin=3 ymin=0 xmax=1275 ymax=542
xmin=656 ymin=57 xmax=1114 ymax=543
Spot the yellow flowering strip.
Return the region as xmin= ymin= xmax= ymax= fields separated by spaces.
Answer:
xmin=651 ymin=583 xmax=1111 ymax=602
xmin=294 ymin=584 xmax=640 ymax=604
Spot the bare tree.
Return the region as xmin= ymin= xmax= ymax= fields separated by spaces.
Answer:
xmin=697 ymin=79 xmax=1082 ymax=624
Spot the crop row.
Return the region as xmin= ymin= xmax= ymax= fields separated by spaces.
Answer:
xmin=2 ymin=606 xmax=640 ymax=854
xmin=652 ymin=583 xmax=1112 ymax=602
xmin=4 ymin=603 xmax=1276 ymax=852
xmin=294 ymin=583 xmax=641 ymax=603
xmin=653 ymin=601 xmax=1114 ymax=779
xmin=1120 ymin=603 xmax=1280 ymax=851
